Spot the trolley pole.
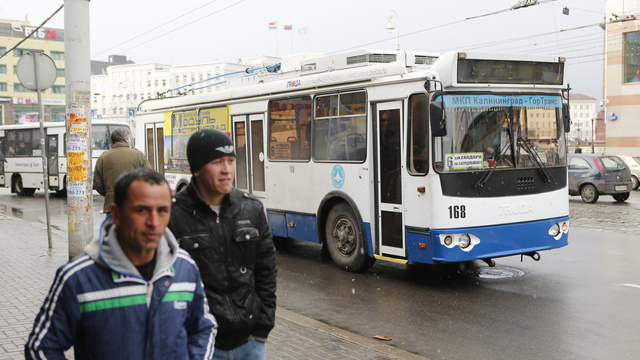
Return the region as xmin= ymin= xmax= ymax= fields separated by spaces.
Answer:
xmin=64 ymin=0 xmax=93 ymax=259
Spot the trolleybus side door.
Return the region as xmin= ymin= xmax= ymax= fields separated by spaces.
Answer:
xmin=376 ymin=101 xmax=406 ymax=258
xmin=144 ymin=122 xmax=165 ymax=175
xmin=233 ymin=114 xmax=265 ymax=198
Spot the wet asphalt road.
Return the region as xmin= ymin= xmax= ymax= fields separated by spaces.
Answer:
xmin=1 ymin=189 xmax=639 ymax=360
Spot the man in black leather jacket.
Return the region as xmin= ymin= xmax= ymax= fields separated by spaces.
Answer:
xmin=168 ymin=128 xmax=277 ymax=359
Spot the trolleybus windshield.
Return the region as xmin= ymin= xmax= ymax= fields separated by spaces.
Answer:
xmin=434 ymin=94 xmax=567 ymax=172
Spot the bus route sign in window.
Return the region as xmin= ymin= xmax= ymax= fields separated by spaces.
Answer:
xmin=457 ymin=58 xmax=564 ymax=85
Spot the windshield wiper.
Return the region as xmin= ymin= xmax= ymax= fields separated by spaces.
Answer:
xmin=474 ymin=141 xmax=511 ymax=189
xmin=518 ymin=137 xmax=554 ymax=183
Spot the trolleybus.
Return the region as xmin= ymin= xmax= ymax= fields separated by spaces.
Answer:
xmin=136 ymin=49 xmax=570 ymax=271
xmin=0 ymin=120 xmax=131 ymax=196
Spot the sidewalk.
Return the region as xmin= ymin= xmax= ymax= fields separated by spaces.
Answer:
xmin=0 ymin=212 xmax=425 ymax=360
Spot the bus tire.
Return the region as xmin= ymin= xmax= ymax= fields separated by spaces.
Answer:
xmin=325 ymin=203 xmax=371 ymax=272
xmin=13 ymin=176 xmax=32 ymax=196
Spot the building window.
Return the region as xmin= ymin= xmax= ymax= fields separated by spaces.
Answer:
xmin=625 ymin=31 xmax=640 ymax=83
xmin=0 ymin=83 xmax=7 ymax=91
xmin=0 ymin=65 xmax=5 ymax=74
xmin=57 ymin=68 xmax=65 ymax=77
xmin=52 ymin=85 xmax=65 ymax=94
xmin=14 ymin=83 xmax=34 ymax=92
xmin=0 ymin=46 xmax=6 ymax=56
xmin=15 ymin=48 xmax=40 ymax=57
xmin=50 ymin=51 xmax=65 ymax=60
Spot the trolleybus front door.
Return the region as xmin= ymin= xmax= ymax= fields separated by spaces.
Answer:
xmin=233 ymin=114 xmax=265 ymax=198
xmin=376 ymin=102 xmax=405 ymax=258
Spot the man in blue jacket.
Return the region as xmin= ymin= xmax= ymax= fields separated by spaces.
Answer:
xmin=25 ymin=168 xmax=217 ymax=359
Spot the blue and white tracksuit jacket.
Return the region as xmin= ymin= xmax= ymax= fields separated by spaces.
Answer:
xmin=25 ymin=217 xmax=217 ymax=359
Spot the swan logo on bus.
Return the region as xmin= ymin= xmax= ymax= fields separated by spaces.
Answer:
xmin=331 ymin=165 xmax=345 ymax=189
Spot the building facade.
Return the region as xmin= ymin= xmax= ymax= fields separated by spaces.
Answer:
xmin=604 ymin=0 xmax=640 ymax=155
xmin=0 ymin=18 xmax=66 ymax=125
xmin=90 ymin=56 xmax=280 ymax=130
xmin=568 ymin=93 xmax=597 ymax=145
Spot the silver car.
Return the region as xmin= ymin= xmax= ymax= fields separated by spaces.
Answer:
xmin=568 ymin=154 xmax=633 ymax=203
xmin=616 ymin=155 xmax=640 ymax=190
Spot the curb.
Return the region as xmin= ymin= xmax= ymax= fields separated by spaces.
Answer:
xmin=276 ymin=307 xmax=429 ymax=360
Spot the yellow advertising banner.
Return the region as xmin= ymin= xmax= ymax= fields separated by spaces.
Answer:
xmin=165 ymin=106 xmax=230 ymax=136
xmin=68 ymin=152 xmax=83 ymax=167
xmin=68 ymin=166 xmax=87 ymax=182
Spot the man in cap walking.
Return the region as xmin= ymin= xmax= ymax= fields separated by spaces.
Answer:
xmin=168 ymin=128 xmax=277 ymax=360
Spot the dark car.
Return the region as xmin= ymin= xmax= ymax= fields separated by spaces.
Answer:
xmin=568 ymin=154 xmax=633 ymax=203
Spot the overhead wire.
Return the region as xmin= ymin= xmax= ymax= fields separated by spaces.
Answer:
xmin=104 ymin=0 xmax=246 ymax=60
xmin=91 ymin=0 xmax=222 ymax=59
xmin=17 ymin=0 xmax=610 ymax=74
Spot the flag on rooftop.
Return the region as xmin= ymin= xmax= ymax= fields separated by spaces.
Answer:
xmin=284 ymin=24 xmax=293 ymax=30
xmin=298 ymin=27 xmax=307 ymax=35
xmin=269 ymin=22 xmax=277 ymax=30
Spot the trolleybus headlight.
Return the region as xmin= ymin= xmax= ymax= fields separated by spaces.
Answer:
xmin=459 ymin=234 xmax=471 ymax=249
xmin=444 ymin=235 xmax=453 ymax=246
xmin=562 ymin=222 xmax=568 ymax=233
xmin=549 ymin=224 xmax=560 ymax=237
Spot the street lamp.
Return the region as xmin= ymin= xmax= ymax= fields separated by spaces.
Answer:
xmin=386 ymin=10 xmax=400 ymax=51
xmin=591 ymin=117 xmax=595 ymax=153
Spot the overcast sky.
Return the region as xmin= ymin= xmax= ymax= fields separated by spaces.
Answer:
xmin=1 ymin=0 xmax=605 ymax=101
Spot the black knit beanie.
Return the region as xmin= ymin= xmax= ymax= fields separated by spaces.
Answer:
xmin=187 ymin=128 xmax=236 ymax=174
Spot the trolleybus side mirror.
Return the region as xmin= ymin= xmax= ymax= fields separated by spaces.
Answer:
xmin=430 ymin=100 xmax=446 ymax=137
xmin=562 ymin=103 xmax=571 ymax=132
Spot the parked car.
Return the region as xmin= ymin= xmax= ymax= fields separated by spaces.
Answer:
xmin=616 ymin=155 xmax=640 ymax=190
xmin=567 ymin=154 xmax=633 ymax=203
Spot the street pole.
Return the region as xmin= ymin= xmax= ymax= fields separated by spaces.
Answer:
xmin=64 ymin=0 xmax=93 ymax=259
xmin=33 ymin=59 xmax=52 ymax=248
xmin=16 ymin=52 xmax=57 ymax=249
xmin=591 ymin=117 xmax=595 ymax=154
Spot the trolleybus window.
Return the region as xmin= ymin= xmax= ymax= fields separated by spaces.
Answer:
xmin=268 ymin=97 xmax=311 ymax=161
xmin=168 ymin=110 xmax=198 ymax=174
xmin=313 ymin=91 xmax=366 ymax=162
xmin=434 ymin=94 xmax=566 ymax=172
xmin=408 ymin=94 xmax=429 ymax=174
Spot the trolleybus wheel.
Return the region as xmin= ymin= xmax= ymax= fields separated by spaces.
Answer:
xmin=580 ymin=184 xmax=599 ymax=203
xmin=325 ymin=203 xmax=371 ymax=272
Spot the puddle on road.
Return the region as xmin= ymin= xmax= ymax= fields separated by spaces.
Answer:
xmin=471 ymin=266 xmax=525 ymax=279
xmin=0 ymin=204 xmax=24 ymax=219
